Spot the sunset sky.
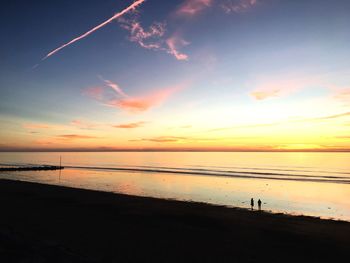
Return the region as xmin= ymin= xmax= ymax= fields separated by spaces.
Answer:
xmin=1 ymin=0 xmax=350 ymax=151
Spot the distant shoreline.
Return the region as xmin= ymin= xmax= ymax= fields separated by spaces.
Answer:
xmin=0 ymin=178 xmax=349 ymax=262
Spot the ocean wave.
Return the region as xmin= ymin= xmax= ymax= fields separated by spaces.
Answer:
xmin=64 ymin=165 xmax=350 ymax=184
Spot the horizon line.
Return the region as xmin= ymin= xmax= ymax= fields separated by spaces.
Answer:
xmin=0 ymin=148 xmax=350 ymax=153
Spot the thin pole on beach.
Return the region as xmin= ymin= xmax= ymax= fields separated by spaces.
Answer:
xmin=59 ymin=155 xmax=62 ymax=183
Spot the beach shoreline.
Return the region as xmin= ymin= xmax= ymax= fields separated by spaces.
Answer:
xmin=1 ymin=178 xmax=349 ymax=262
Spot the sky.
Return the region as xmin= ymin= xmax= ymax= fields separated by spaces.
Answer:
xmin=1 ymin=0 xmax=350 ymax=151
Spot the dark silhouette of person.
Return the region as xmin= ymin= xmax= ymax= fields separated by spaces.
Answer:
xmin=258 ymin=199 xmax=262 ymax=210
xmin=250 ymin=198 xmax=254 ymax=210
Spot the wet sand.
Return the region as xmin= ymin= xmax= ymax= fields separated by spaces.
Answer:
xmin=0 ymin=179 xmax=349 ymax=262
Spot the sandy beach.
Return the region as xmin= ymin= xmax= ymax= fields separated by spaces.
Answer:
xmin=0 ymin=178 xmax=349 ymax=262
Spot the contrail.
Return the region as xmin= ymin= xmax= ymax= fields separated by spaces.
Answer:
xmin=43 ymin=0 xmax=146 ymax=60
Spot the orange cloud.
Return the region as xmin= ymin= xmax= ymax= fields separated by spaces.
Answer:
xmin=113 ymin=121 xmax=146 ymax=128
xmin=334 ymin=88 xmax=350 ymax=102
xmin=250 ymin=89 xmax=280 ymax=100
xmin=176 ymin=0 xmax=212 ymax=16
xmin=221 ymin=0 xmax=257 ymax=13
xmin=130 ymin=136 xmax=218 ymax=143
xmin=249 ymin=74 xmax=320 ymax=100
xmin=56 ymin=134 xmax=98 ymax=140
xmin=23 ymin=123 xmax=65 ymax=131
xmin=147 ymin=136 xmax=187 ymax=142
xmin=129 ymin=136 xmax=189 ymax=143
xmin=23 ymin=123 xmax=52 ymax=129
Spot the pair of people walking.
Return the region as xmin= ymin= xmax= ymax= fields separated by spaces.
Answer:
xmin=250 ymin=198 xmax=262 ymax=210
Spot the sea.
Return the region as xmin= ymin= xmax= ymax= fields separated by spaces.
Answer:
xmin=0 ymin=152 xmax=349 ymax=221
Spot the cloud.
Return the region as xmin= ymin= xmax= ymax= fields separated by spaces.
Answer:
xmin=84 ymin=79 xmax=185 ymax=112
xmin=119 ymin=17 xmax=189 ymax=61
xmin=71 ymin=120 xmax=100 ymax=130
xmin=119 ymin=17 xmax=166 ymax=51
xmin=209 ymin=111 xmax=350 ymax=133
xmin=334 ymin=88 xmax=350 ymax=102
xmin=166 ymin=34 xmax=189 ymax=61
xmin=43 ymin=0 xmax=145 ymax=60
xmin=304 ymin=111 xmax=350 ymax=121
xmin=221 ymin=0 xmax=257 ymax=13
xmin=209 ymin=122 xmax=279 ymax=132
xmin=23 ymin=123 xmax=52 ymax=129
xmin=23 ymin=123 xmax=66 ymax=131
xmin=56 ymin=134 xmax=98 ymax=140
xmin=107 ymin=85 xmax=182 ymax=112
xmin=145 ymin=136 xmax=188 ymax=142
xmin=175 ymin=0 xmax=257 ymax=17
xmin=33 ymin=134 xmax=98 ymax=145
xmin=176 ymin=0 xmax=213 ymax=16
xmin=130 ymin=136 xmax=218 ymax=143
xmin=82 ymin=87 xmax=105 ymax=100
xmin=34 ymin=139 xmax=56 ymax=146
xmin=335 ymin=136 xmax=350 ymax=139
xmin=113 ymin=121 xmax=146 ymax=128
xmin=99 ymin=76 xmax=129 ymax=98
xmin=250 ymin=89 xmax=280 ymax=100
xmin=249 ymin=74 xmax=320 ymax=100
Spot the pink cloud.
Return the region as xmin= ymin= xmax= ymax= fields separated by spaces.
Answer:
xmin=71 ymin=120 xmax=100 ymax=130
xmin=84 ymin=79 xmax=185 ymax=112
xmin=99 ymin=77 xmax=129 ymax=98
xmin=119 ymin=17 xmax=189 ymax=61
xmin=82 ymin=87 xmax=105 ymax=100
xmin=166 ymin=34 xmax=189 ymax=61
xmin=107 ymin=85 xmax=183 ymax=112
xmin=176 ymin=0 xmax=213 ymax=16
xmin=221 ymin=0 xmax=257 ymax=13
xmin=120 ymin=18 xmax=166 ymax=51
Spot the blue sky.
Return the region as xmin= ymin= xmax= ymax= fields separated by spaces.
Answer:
xmin=1 ymin=0 xmax=350 ymax=151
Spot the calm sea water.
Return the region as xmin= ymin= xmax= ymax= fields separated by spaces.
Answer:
xmin=0 ymin=152 xmax=349 ymax=221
